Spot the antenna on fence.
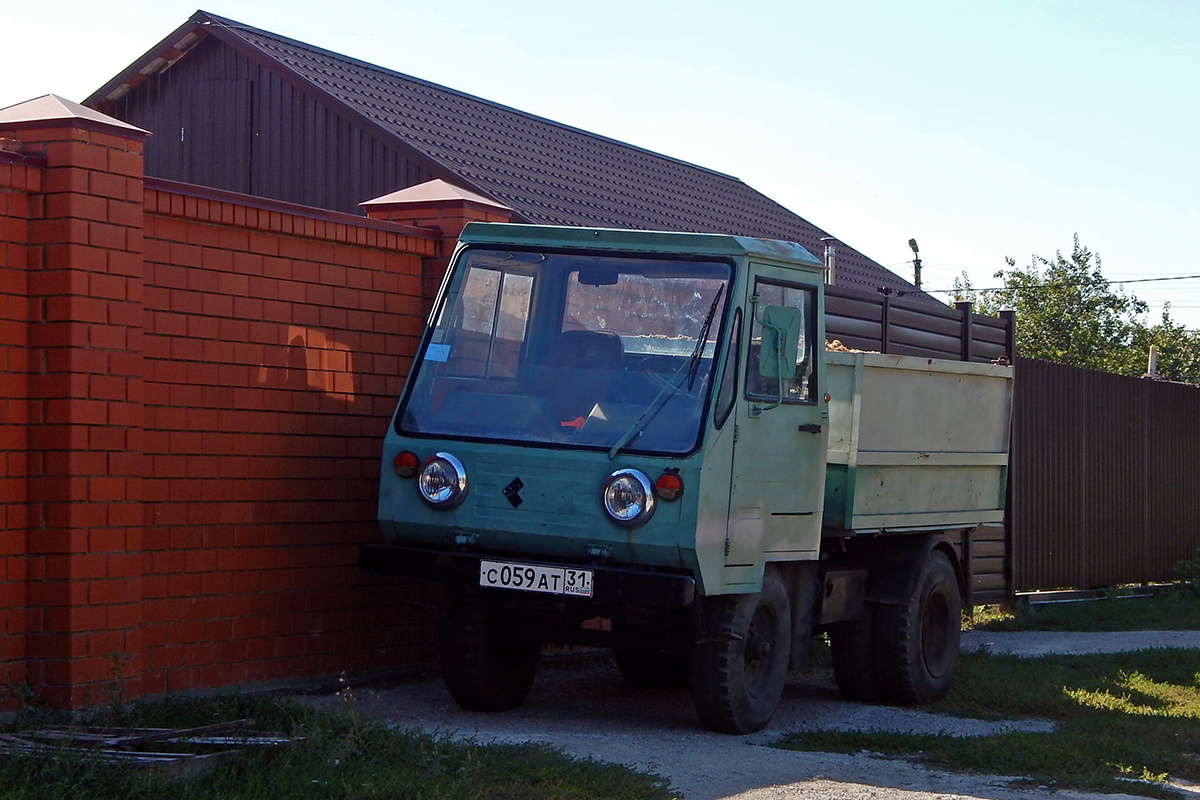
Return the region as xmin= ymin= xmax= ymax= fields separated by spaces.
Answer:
xmin=1142 ymin=345 xmax=1164 ymax=380
xmin=820 ymin=237 xmax=837 ymax=285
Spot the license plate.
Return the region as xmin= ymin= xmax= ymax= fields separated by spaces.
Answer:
xmin=479 ymin=559 xmax=593 ymax=598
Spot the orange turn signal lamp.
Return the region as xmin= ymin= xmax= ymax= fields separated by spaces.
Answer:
xmin=654 ymin=469 xmax=684 ymax=501
xmin=393 ymin=450 xmax=420 ymax=478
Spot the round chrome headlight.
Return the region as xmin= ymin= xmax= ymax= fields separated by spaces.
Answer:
xmin=417 ymin=452 xmax=468 ymax=508
xmin=602 ymin=468 xmax=656 ymax=527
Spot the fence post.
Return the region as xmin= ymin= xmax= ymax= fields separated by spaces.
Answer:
xmin=880 ymin=294 xmax=892 ymax=354
xmin=361 ymin=180 xmax=514 ymax=312
xmin=1000 ymin=309 xmax=1016 ymax=363
xmin=956 ymin=301 xmax=973 ymax=362
xmin=0 ymin=96 xmax=149 ymax=707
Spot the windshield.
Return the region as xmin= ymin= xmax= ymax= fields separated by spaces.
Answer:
xmin=397 ymin=247 xmax=733 ymax=455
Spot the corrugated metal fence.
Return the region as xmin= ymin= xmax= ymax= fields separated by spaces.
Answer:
xmin=826 ymin=287 xmax=1013 ymax=365
xmin=1011 ymin=358 xmax=1200 ymax=592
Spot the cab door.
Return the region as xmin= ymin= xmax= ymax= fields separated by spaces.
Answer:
xmin=723 ymin=264 xmax=828 ymax=587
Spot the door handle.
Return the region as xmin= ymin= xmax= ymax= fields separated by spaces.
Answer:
xmin=798 ymin=424 xmax=822 ymax=434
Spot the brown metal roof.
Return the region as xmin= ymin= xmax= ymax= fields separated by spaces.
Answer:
xmin=87 ymin=10 xmax=929 ymax=299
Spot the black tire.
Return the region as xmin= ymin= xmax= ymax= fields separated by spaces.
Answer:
xmin=874 ymin=550 xmax=961 ymax=704
xmin=827 ymin=612 xmax=881 ymax=702
xmin=438 ymin=596 xmax=541 ymax=712
xmin=691 ymin=570 xmax=792 ymax=734
xmin=614 ymin=649 xmax=692 ymax=687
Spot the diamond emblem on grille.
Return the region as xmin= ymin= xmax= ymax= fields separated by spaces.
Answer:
xmin=502 ymin=477 xmax=524 ymax=508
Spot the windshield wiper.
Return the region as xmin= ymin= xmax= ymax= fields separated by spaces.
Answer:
xmin=608 ymin=286 xmax=725 ymax=460
xmin=686 ymin=286 xmax=723 ymax=390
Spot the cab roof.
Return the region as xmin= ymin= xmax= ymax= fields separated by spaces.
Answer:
xmin=458 ymin=223 xmax=825 ymax=269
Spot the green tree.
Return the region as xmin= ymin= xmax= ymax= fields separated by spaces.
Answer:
xmin=959 ymin=235 xmax=1200 ymax=382
xmin=1132 ymin=309 xmax=1200 ymax=382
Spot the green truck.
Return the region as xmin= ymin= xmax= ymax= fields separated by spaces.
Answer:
xmin=363 ymin=223 xmax=1012 ymax=734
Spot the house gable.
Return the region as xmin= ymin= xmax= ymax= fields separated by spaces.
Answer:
xmin=92 ymin=29 xmax=453 ymax=215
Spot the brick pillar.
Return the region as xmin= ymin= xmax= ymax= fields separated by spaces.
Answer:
xmin=0 ymin=146 xmax=41 ymax=700
xmin=0 ymin=96 xmax=148 ymax=707
xmin=361 ymin=179 xmax=514 ymax=307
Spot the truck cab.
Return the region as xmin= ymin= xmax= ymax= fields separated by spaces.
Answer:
xmin=365 ymin=223 xmax=1011 ymax=734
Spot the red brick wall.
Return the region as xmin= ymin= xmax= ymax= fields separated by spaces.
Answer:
xmin=0 ymin=149 xmax=40 ymax=697
xmin=0 ymin=111 xmax=449 ymax=707
xmin=137 ymin=182 xmax=438 ymax=696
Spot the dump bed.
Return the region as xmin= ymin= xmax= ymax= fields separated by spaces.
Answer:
xmin=823 ymin=351 xmax=1013 ymax=533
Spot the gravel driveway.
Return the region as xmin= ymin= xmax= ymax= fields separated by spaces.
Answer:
xmin=313 ymin=630 xmax=1200 ymax=800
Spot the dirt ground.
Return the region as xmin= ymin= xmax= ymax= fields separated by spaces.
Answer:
xmin=307 ymin=630 xmax=1200 ymax=800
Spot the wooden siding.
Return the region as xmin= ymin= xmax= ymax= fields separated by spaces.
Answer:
xmin=105 ymin=37 xmax=436 ymax=214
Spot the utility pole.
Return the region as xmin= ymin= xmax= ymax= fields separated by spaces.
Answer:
xmin=908 ymin=238 xmax=921 ymax=290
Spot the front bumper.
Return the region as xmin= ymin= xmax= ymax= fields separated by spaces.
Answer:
xmin=360 ymin=542 xmax=696 ymax=609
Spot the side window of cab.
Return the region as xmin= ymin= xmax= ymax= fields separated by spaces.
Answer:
xmin=745 ymin=280 xmax=816 ymax=404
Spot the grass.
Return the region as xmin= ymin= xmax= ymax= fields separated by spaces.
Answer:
xmin=781 ymin=589 xmax=1200 ymax=798
xmin=9 ymin=591 xmax=1200 ymax=799
xmin=969 ymin=588 xmax=1200 ymax=632
xmin=0 ymin=694 xmax=676 ymax=800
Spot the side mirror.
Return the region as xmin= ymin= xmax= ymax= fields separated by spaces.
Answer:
xmin=757 ymin=305 xmax=802 ymax=379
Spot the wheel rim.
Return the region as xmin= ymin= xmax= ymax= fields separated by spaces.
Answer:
xmin=921 ymin=586 xmax=954 ymax=677
xmin=744 ymin=604 xmax=778 ymax=698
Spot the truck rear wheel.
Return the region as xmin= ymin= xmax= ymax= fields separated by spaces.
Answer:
xmin=874 ymin=550 xmax=961 ymax=704
xmin=438 ymin=596 xmax=541 ymax=712
xmin=827 ymin=612 xmax=881 ymax=702
xmin=691 ymin=570 xmax=791 ymax=734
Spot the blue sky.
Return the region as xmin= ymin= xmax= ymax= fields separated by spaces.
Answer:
xmin=3 ymin=0 xmax=1198 ymax=329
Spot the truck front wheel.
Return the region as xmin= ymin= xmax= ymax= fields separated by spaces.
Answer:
xmin=874 ymin=550 xmax=961 ymax=703
xmin=691 ymin=570 xmax=792 ymax=734
xmin=438 ymin=595 xmax=541 ymax=712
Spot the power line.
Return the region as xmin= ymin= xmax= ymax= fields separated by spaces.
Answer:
xmin=925 ymin=273 xmax=1200 ymax=295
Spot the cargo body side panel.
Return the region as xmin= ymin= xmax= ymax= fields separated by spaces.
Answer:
xmin=823 ymin=352 xmax=1013 ymax=533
